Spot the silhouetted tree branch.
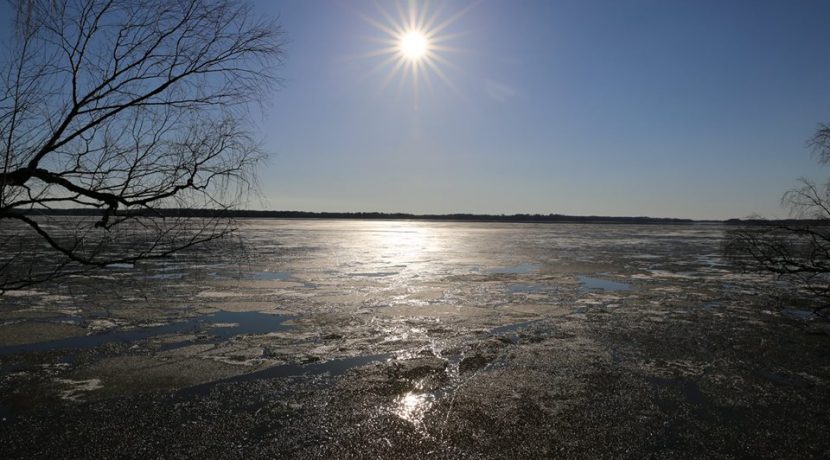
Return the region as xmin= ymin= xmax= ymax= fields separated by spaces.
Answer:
xmin=0 ymin=0 xmax=284 ymax=291
xmin=725 ymin=124 xmax=830 ymax=315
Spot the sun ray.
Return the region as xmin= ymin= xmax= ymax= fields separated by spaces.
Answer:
xmin=427 ymin=43 xmax=464 ymax=52
xmin=426 ymin=31 xmax=468 ymax=45
xmin=421 ymin=1 xmax=448 ymax=32
xmin=412 ymin=61 xmax=420 ymax=100
xmin=380 ymin=57 xmax=409 ymax=92
xmin=366 ymin=55 xmax=402 ymax=81
xmin=342 ymin=45 xmax=401 ymax=62
xmin=359 ymin=12 xmax=400 ymax=39
xmin=427 ymin=52 xmax=461 ymax=72
xmin=421 ymin=60 xmax=436 ymax=95
xmin=408 ymin=1 xmax=418 ymax=30
xmin=430 ymin=0 xmax=480 ymax=35
xmin=395 ymin=2 xmax=409 ymax=31
xmin=373 ymin=1 xmax=406 ymax=36
xmin=424 ymin=57 xmax=457 ymax=93
xmin=417 ymin=0 xmax=431 ymax=30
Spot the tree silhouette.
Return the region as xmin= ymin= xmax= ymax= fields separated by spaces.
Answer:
xmin=725 ymin=123 xmax=830 ymax=315
xmin=0 ymin=0 xmax=283 ymax=291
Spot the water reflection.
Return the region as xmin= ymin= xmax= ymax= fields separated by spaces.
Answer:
xmin=578 ymin=275 xmax=631 ymax=292
xmin=393 ymin=390 xmax=435 ymax=425
xmin=356 ymin=221 xmax=444 ymax=282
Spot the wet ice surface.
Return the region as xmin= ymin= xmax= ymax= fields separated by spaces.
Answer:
xmin=578 ymin=275 xmax=632 ymax=291
xmin=490 ymin=262 xmax=541 ymax=274
xmin=1 ymin=220 xmax=829 ymax=457
xmin=0 ymin=311 xmax=292 ymax=356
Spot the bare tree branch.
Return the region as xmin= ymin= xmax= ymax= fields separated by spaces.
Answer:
xmin=724 ymin=123 xmax=830 ymax=315
xmin=0 ymin=0 xmax=284 ymax=291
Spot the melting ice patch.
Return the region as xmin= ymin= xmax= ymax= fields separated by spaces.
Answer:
xmin=491 ymin=263 xmax=540 ymax=274
xmin=55 ymin=378 xmax=103 ymax=401
xmin=578 ymin=276 xmax=631 ymax=292
xmin=249 ymin=271 xmax=293 ymax=281
xmin=0 ymin=311 xmax=292 ymax=356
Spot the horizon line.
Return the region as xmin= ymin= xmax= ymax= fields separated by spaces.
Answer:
xmin=20 ymin=208 xmax=817 ymax=225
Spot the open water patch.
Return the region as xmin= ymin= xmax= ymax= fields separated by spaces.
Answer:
xmin=249 ymin=271 xmax=292 ymax=281
xmin=0 ymin=311 xmax=292 ymax=356
xmin=491 ymin=263 xmax=540 ymax=275
xmin=105 ymin=263 xmax=134 ymax=270
xmin=0 ymin=315 xmax=85 ymax=326
xmin=781 ymin=308 xmax=819 ymax=321
xmin=578 ymin=276 xmax=631 ymax=292
xmin=702 ymin=302 xmax=720 ymax=312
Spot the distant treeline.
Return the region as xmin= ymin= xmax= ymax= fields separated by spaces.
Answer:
xmin=723 ymin=218 xmax=830 ymax=226
xmin=17 ymin=208 xmax=829 ymax=225
xmin=19 ymin=208 xmax=695 ymax=224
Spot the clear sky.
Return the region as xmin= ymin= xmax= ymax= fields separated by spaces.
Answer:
xmin=2 ymin=1 xmax=828 ymax=220
xmin=247 ymin=0 xmax=830 ymax=220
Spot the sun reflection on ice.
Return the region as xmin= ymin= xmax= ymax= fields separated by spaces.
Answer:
xmin=344 ymin=220 xmax=449 ymax=285
xmin=393 ymin=390 xmax=435 ymax=425
xmin=373 ymin=221 xmax=434 ymax=262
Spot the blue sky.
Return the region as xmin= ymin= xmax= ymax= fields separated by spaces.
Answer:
xmin=249 ymin=0 xmax=830 ymax=219
xmin=2 ymin=1 xmax=827 ymax=219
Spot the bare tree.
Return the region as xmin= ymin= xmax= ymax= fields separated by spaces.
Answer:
xmin=725 ymin=123 xmax=830 ymax=315
xmin=0 ymin=0 xmax=283 ymax=291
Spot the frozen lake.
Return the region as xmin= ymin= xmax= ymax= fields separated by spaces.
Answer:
xmin=1 ymin=220 xmax=828 ymax=457
xmin=1 ymin=219 xmax=744 ymax=361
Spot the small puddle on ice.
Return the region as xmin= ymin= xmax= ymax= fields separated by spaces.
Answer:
xmin=490 ymin=320 xmax=539 ymax=336
xmin=105 ymin=263 xmax=134 ymax=270
xmin=0 ymin=311 xmax=292 ymax=356
xmin=488 ymin=320 xmax=541 ymax=345
xmin=578 ymin=276 xmax=631 ymax=292
xmin=491 ymin=263 xmax=540 ymax=275
xmin=781 ymin=308 xmax=818 ymax=321
xmin=249 ymin=271 xmax=292 ymax=281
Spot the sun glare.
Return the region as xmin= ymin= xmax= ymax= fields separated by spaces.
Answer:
xmin=355 ymin=1 xmax=470 ymax=94
xmin=400 ymin=31 xmax=429 ymax=60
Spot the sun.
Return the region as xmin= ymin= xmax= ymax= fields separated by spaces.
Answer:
xmin=400 ymin=30 xmax=429 ymax=61
xmin=356 ymin=1 xmax=470 ymax=94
